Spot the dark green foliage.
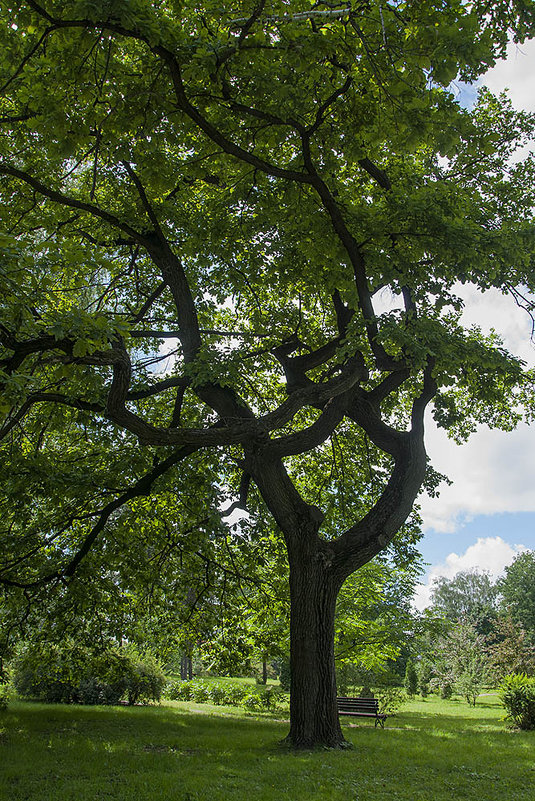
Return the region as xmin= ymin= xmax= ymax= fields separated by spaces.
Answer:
xmin=0 ymin=684 xmax=8 ymax=711
xmin=404 ymin=659 xmax=418 ymax=697
xmin=498 ymin=551 xmax=535 ymax=641
xmin=124 ymin=650 xmax=167 ymax=705
xmin=418 ymin=664 xmax=431 ymax=699
xmin=499 ymin=673 xmax=535 ymax=730
xmin=11 ymin=641 xmax=165 ymax=706
xmin=336 ymin=662 xmax=363 ymax=696
xmin=277 ymin=660 xmax=291 ymax=693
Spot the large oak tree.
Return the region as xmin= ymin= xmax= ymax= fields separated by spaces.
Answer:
xmin=1 ymin=0 xmax=535 ymax=747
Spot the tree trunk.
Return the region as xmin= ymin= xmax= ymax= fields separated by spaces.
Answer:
xmin=262 ymin=658 xmax=268 ymax=685
xmin=180 ymin=653 xmax=193 ymax=681
xmin=180 ymin=654 xmax=189 ymax=681
xmin=286 ymin=551 xmax=345 ymax=748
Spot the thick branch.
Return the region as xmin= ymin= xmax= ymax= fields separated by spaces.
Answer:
xmin=269 ymin=389 xmax=352 ymax=458
xmin=157 ymin=49 xmax=313 ymax=185
xmin=331 ymin=370 xmax=438 ymax=580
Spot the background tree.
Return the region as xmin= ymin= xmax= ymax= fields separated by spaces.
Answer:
xmin=486 ymin=616 xmax=535 ymax=683
xmin=428 ymin=621 xmax=490 ymax=705
xmin=1 ymin=1 xmax=535 ymax=748
xmin=429 ymin=570 xmax=499 ymax=634
xmin=404 ymin=658 xmax=418 ymax=697
xmin=497 ymin=552 xmax=535 ymax=643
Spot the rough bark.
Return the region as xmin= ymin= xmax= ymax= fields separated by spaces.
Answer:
xmin=286 ymin=543 xmax=345 ymax=749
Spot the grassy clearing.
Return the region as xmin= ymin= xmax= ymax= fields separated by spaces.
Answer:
xmin=167 ymin=675 xmax=280 ymax=686
xmin=1 ymin=695 xmax=534 ymax=801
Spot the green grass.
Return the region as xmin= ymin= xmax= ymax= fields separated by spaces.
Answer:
xmin=1 ymin=695 xmax=534 ymax=801
xmin=166 ymin=675 xmax=281 ymax=688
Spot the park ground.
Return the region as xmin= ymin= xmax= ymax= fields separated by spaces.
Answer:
xmin=0 ymin=694 xmax=534 ymax=801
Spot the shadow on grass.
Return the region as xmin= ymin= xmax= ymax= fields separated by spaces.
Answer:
xmin=2 ymin=701 xmax=535 ymax=801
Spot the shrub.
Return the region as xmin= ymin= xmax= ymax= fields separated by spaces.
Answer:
xmin=208 ymin=684 xmax=228 ymax=705
xmin=403 ymin=659 xmax=418 ymax=697
xmin=222 ymin=684 xmax=249 ymax=706
xmin=374 ymin=686 xmax=406 ymax=715
xmin=123 ymin=650 xmax=166 ymax=705
xmin=499 ymin=673 xmax=535 ymax=730
xmin=77 ymin=677 xmax=123 ymax=706
xmin=440 ymin=683 xmax=453 ymax=700
xmin=11 ymin=641 xmax=86 ymax=703
xmin=190 ymin=681 xmax=211 ymax=703
xmin=242 ymin=692 xmax=265 ymax=711
xmin=167 ymin=680 xmax=194 ymax=701
xmin=278 ymin=660 xmax=291 ymax=692
xmin=163 ymin=679 xmax=287 ymax=712
xmin=0 ymin=684 xmax=9 ymax=711
xmin=11 ymin=641 xmax=164 ymax=706
xmin=336 ymin=662 xmax=362 ymax=696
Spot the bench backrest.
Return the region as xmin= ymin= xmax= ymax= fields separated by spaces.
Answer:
xmin=337 ymin=696 xmax=380 ymax=713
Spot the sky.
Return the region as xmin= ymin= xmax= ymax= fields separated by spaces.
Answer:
xmin=413 ymin=39 xmax=535 ymax=609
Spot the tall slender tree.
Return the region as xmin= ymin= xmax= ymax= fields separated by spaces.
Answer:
xmin=1 ymin=1 xmax=535 ymax=747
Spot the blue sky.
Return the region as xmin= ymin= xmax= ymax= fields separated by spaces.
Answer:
xmin=421 ymin=513 xmax=535 ymax=566
xmin=413 ymin=39 xmax=535 ymax=608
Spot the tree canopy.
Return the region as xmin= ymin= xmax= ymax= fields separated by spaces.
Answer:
xmin=429 ymin=569 xmax=499 ymax=631
xmin=1 ymin=0 xmax=535 ymax=747
xmin=498 ymin=551 xmax=535 ymax=641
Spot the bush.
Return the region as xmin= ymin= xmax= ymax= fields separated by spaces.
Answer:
xmin=440 ymin=683 xmax=454 ymax=700
xmin=403 ymin=659 xmax=418 ymax=697
xmin=123 ymin=650 xmax=166 ymax=705
xmin=208 ymin=684 xmax=228 ymax=705
xmin=278 ymin=660 xmax=291 ymax=692
xmin=77 ymin=677 xmax=123 ymax=706
xmin=222 ymin=684 xmax=249 ymax=706
xmin=261 ymin=687 xmax=286 ymax=711
xmin=166 ymin=679 xmax=193 ymax=701
xmin=499 ymin=673 xmax=535 ymax=730
xmin=190 ymin=681 xmax=211 ymax=703
xmin=336 ymin=662 xmax=362 ymax=696
xmin=11 ymin=641 xmax=165 ymax=706
xmin=11 ymin=641 xmax=87 ymax=703
xmin=0 ymin=684 xmax=9 ymax=711
xmin=242 ymin=692 xmax=265 ymax=711
xmin=163 ymin=678 xmax=287 ymax=712
xmin=374 ymin=686 xmax=406 ymax=715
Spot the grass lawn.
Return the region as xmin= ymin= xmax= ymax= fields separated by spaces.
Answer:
xmin=1 ymin=694 xmax=534 ymax=801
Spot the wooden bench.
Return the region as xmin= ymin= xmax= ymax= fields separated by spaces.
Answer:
xmin=336 ymin=696 xmax=387 ymax=728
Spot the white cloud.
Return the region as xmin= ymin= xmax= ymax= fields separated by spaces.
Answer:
xmin=418 ymin=283 xmax=535 ymax=534
xmin=420 ymin=419 xmax=535 ymax=533
xmin=481 ymin=39 xmax=535 ymax=162
xmin=483 ymin=39 xmax=535 ymax=114
xmin=413 ymin=536 xmax=527 ymax=610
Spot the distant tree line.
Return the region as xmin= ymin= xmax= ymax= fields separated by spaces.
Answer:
xmin=404 ymin=551 xmax=535 ymax=705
